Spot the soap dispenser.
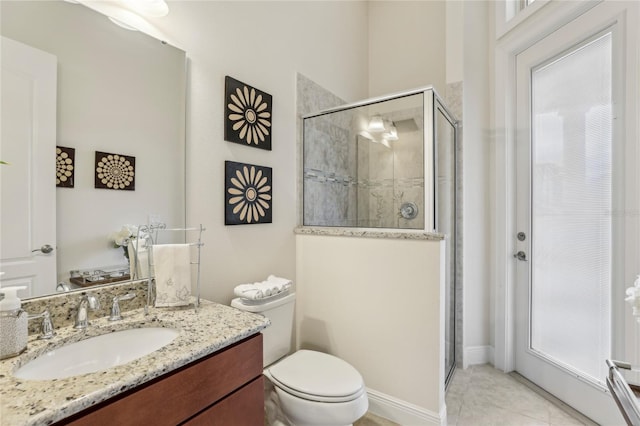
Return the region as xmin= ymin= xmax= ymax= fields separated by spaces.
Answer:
xmin=0 ymin=286 xmax=28 ymax=359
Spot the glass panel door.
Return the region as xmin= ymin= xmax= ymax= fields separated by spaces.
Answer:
xmin=529 ymin=32 xmax=612 ymax=385
xmin=514 ymin=11 xmax=624 ymax=422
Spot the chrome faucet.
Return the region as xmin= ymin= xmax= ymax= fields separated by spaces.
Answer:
xmin=109 ymin=293 xmax=136 ymax=321
xmin=27 ymin=310 xmax=55 ymax=339
xmin=74 ymin=292 xmax=100 ymax=329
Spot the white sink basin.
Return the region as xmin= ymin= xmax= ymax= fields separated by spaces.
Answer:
xmin=14 ymin=327 xmax=179 ymax=380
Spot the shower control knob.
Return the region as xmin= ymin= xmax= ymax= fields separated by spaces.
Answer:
xmin=399 ymin=202 xmax=419 ymax=220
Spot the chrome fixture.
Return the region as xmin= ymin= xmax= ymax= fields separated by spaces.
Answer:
xmin=399 ymin=202 xmax=419 ymax=220
xmin=513 ymin=251 xmax=528 ymax=261
xmin=56 ymin=282 xmax=70 ymax=292
xmin=31 ymin=244 xmax=54 ymax=254
xmin=74 ymin=292 xmax=100 ymax=329
xmin=109 ymin=293 xmax=136 ymax=321
xmin=28 ymin=310 xmax=55 ymax=339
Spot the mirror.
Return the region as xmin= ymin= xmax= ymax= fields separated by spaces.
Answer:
xmin=0 ymin=1 xmax=186 ymax=298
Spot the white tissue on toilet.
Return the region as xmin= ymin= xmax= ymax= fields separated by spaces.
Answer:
xmin=625 ymin=275 xmax=640 ymax=320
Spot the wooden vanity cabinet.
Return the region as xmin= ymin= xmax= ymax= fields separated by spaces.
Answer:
xmin=59 ymin=333 xmax=264 ymax=426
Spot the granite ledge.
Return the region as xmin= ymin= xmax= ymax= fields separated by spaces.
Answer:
xmin=294 ymin=226 xmax=444 ymax=241
xmin=0 ymin=300 xmax=269 ymax=426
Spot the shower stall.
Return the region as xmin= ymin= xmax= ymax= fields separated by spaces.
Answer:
xmin=302 ymin=87 xmax=458 ymax=385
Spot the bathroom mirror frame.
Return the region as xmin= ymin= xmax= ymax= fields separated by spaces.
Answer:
xmin=0 ymin=1 xmax=186 ymax=299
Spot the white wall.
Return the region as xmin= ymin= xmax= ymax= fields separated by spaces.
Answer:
xmin=146 ymin=1 xmax=370 ymax=302
xmin=368 ymin=1 xmax=446 ymax=97
xmin=296 ymin=234 xmax=446 ymax=424
xmin=461 ymin=1 xmax=492 ymax=366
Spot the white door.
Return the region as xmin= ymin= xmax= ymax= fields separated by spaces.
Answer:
xmin=514 ymin=4 xmax=637 ymax=425
xmin=0 ymin=37 xmax=57 ymax=298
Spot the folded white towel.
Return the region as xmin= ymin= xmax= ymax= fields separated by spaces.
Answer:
xmin=153 ymin=244 xmax=191 ymax=307
xmin=233 ymin=276 xmax=293 ymax=301
xmin=266 ymin=275 xmax=293 ymax=292
xmin=234 ymin=283 xmax=264 ymax=300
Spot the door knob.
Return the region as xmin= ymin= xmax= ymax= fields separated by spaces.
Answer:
xmin=32 ymin=244 xmax=54 ymax=254
xmin=513 ymin=251 xmax=527 ymax=261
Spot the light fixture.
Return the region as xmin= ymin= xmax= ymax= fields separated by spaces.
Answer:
xmin=122 ymin=0 xmax=169 ymax=18
xmin=383 ymin=120 xmax=399 ymax=141
xmin=367 ymin=115 xmax=385 ymax=133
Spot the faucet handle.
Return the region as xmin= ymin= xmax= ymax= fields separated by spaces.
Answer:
xmin=28 ymin=309 xmax=56 ymax=340
xmin=86 ymin=293 xmax=100 ymax=310
xmin=109 ymin=293 xmax=136 ymax=321
xmin=74 ymin=292 xmax=100 ymax=330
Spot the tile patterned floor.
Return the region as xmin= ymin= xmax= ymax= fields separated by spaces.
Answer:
xmin=357 ymin=364 xmax=598 ymax=425
xmin=446 ymin=364 xmax=598 ymax=426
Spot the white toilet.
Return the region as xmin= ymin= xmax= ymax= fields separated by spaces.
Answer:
xmin=231 ymin=292 xmax=368 ymax=426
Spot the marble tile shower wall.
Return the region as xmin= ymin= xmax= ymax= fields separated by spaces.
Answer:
xmin=303 ymin=111 xmax=358 ymax=226
xmin=358 ymin=107 xmax=425 ymax=229
xmin=297 ymin=73 xmax=353 ymax=226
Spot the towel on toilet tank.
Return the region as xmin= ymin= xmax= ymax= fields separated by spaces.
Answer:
xmin=267 ymin=275 xmax=293 ymax=292
xmin=234 ymin=283 xmax=264 ymax=300
xmin=153 ymin=244 xmax=191 ymax=307
xmin=233 ymin=276 xmax=292 ymax=300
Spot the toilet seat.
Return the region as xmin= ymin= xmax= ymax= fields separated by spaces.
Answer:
xmin=266 ymin=350 xmax=366 ymax=403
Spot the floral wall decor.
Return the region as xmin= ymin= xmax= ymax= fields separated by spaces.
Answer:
xmin=94 ymin=151 xmax=135 ymax=190
xmin=225 ymin=160 xmax=272 ymax=225
xmin=56 ymin=146 xmax=75 ymax=188
xmin=224 ymin=76 xmax=272 ymax=151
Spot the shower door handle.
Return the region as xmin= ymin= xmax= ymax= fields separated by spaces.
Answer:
xmin=513 ymin=251 xmax=528 ymax=261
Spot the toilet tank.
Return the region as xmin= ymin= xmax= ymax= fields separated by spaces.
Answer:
xmin=231 ymin=292 xmax=295 ymax=367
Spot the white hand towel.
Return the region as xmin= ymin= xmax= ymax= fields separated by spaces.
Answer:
xmin=153 ymin=244 xmax=191 ymax=307
xmin=234 ymin=283 xmax=264 ymax=300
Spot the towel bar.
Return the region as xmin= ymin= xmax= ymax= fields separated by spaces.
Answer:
xmin=606 ymin=359 xmax=640 ymax=425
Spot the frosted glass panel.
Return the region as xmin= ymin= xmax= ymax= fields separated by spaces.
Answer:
xmin=530 ymin=33 xmax=612 ymax=384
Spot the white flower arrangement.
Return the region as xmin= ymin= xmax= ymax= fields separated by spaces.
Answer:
xmin=110 ymin=224 xmax=139 ymax=248
xmin=109 ymin=225 xmax=147 ymax=261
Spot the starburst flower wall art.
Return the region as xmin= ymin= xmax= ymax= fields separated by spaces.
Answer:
xmin=224 ymin=76 xmax=272 ymax=151
xmin=94 ymin=151 xmax=135 ymax=191
xmin=56 ymin=146 xmax=75 ymax=188
xmin=225 ymin=161 xmax=272 ymax=225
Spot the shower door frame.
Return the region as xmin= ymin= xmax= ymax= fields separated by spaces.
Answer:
xmin=301 ymin=86 xmax=458 ymax=233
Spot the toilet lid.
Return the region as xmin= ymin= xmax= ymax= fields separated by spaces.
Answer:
xmin=267 ymin=350 xmax=364 ymax=399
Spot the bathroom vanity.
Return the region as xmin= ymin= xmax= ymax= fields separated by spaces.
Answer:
xmin=0 ymin=300 xmax=269 ymax=425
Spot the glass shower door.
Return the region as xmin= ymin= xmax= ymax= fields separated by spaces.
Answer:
xmin=435 ymin=101 xmax=457 ymax=384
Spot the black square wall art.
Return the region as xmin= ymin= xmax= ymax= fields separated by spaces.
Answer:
xmin=224 ymin=76 xmax=272 ymax=151
xmin=95 ymin=151 xmax=135 ymax=190
xmin=56 ymin=146 xmax=75 ymax=188
xmin=225 ymin=161 xmax=272 ymax=225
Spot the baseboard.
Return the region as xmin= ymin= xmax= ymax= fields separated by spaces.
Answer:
xmin=366 ymin=388 xmax=444 ymax=425
xmin=463 ymin=345 xmax=494 ymax=368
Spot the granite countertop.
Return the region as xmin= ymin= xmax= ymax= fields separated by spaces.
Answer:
xmin=0 ymin=300 xmax=270 ymax=425
xmin=294 ymin=226 xmax=444 ymax=240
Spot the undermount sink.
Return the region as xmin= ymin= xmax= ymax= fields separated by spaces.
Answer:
xmin=14 ymin=327 xmax=180 ymax=381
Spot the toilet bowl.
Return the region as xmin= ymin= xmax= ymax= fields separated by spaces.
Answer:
xmin=231 ymin=293 xmax=368 ymax=426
